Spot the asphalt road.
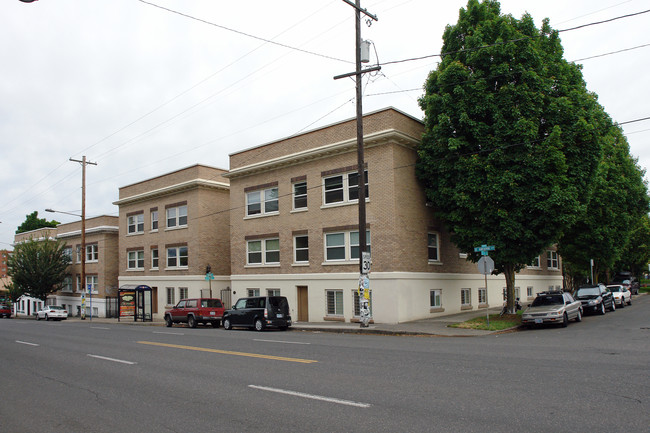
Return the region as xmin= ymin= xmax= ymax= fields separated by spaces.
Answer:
xmin=1 ymin=296 xmax=648 ymax=433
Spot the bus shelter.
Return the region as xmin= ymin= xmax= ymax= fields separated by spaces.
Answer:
xmin=118 ymin=285 xmax=153 ymax=322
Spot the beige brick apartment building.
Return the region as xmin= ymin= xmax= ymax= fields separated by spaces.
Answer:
xmin=113 ymin=164 xmax=231 ymax=316
xmin=225 ymin=107 xmax=562 ymax=324
xmin=13 ymin=216 xmax=119 ymax=317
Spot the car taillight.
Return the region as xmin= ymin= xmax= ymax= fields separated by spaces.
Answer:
xmin=264 ymin=308 xmax=268 ymax=319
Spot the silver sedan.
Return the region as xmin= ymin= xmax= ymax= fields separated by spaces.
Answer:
xmin=35 ymin=305 xmax=68 ymax=321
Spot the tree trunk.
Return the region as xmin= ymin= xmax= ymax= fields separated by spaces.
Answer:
xmin=504 ymin=263 xmax=517 ymax=314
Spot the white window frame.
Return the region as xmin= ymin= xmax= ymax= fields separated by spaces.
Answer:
xmin=63 ymin=247 xmax=73 ymax=262
xmin=529 ymin=255 xmax=541 ymax=268
xmin=166 ymin=205 xmax=188 ymax=229
xmin=151 ymin=248 xmax=159 ymax=269
xmin=461 ymin=288 xmax=471 ymax=307
xmin=326 ymin=289 xmax=344 ymax=316
xmin=428 ymin=233 xmax=440 ymax=262
xmin=353 ymin=290 xmax=372 ymax=317
xmin=167 ymin=246 xmax=188 ymax=268
xmin=62 ymin=275 xmax=73 ymax=293
xmin=166 ymin=287 xmax=175 ymax=306
xmin=127 ymin=250 xmax=145 ymax=270
xmin=151 ymin=210 xmax=158 ymax=231
xmin=527 ymin=286 xmax=534 ymax=298
xmin=293 ymin=235 xmax=309 ymax=264
xmin=179 ymin=287 xmax=188 ymax=300
xmin=478 ymin=287 xmax=487 ymax=305
xmin=85 ymin=244 xmax=98 ymax=262
xmin=293 ymin=181 xmax=307 ymax=210
xmin=76 ymin=274 xmax=82 ymax=292
xmin=248 ymin=288 xmax=261 ymax=297
xmin=85 ymin=275 xmax=99 ymax=294
xmin=127 ymin=213 xmax=144 ymax=234
xmin=246 ymin=238 xmax=280 ymax=266
xmin=324 ymin=230 xmax=371 ymax=262
xmin=430 ymin=289 xmax=442 ymax=309
xmin=322 ymin=170 xmax=368 ymax=206
xmin=246 ymin=187 xmax=279 ymax=217
xmin=546 ymin=250 xmax=559 ymax=269
xmin=268 ymin=289 xmax=281 ymax=296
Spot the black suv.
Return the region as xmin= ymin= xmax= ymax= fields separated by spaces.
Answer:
xmin=574 ymin=284 xmax=615 ymax=315
xmin=222 ymin=296 xmax=292 ymax=331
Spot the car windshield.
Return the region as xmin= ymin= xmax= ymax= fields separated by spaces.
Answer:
xmin=531 ymin=295 xmax=563 ymax=307
xmin=576 ymin=287 xmax=600 ymax=296
xmin=608 ymin=286 xmax=621 ymax=292
xmin=49 ymin=306 xmax=64 ymax=310
xmin=201 ymin=299 xmax=222 ymax=308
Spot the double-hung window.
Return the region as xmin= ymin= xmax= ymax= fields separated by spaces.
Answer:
xmin=478 ymin=288 xmax=487 ymax=305
xmin=151 ymin=209 xmax=159 ymax=231
xmin=62 ymin=276 xmax=73 ymax=292
xmin=294 ymin=235 xmax=309 ymax=263
xmin=430 ymin=289 xmax=442 ymax=308
xmin=85 ymin=244 xmax=98 ymax=262
xmin=247 ymin=238 xmax=280 ymax=265
xmin=546 ymin=251 xmax=559 ymax=269
xmin=166 ymin=287 xmax=175 ymax=305
xmin=166 ymin=204 xmax=187 ymax=228
xmin=246 ymin=186 xmax=279 ymax=216
xmin=325 ymin=230 xmax=370 ymax=262
xmin=428 ymin=233 xmax=439 ymax=262
xmin=353 ymin=290 xmax=372 ymax=317
xmin=461 ymin=288 xmax=471 ymax=307
xmin=323 ymin=170 xmax=368 ymax=205
xmin=151 ymin=248 xmax=159 ymax=269
xmin=326 ymin=289 xmax=344 ymax=316
xmin=127 ymin=213 xmax=144 ymax=234
xmin=293 ymin=181 xmax=307 ymax=210
xmin=127 ymin=250 xmax=144 ymax=270
xmin=167 ymin=246 xmax=188 ymax=268
xmin=529 ymin=256 xmax=540 ymax=268
xmin=85 ymin=275 xmax=98 ymax=293
xmin=63 ymin=247 xmax=73 ymax=263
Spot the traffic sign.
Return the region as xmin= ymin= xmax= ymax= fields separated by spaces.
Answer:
xmin=474 ymin=244 xmax=495 ymax=256
xmin=478 ymin=256 xmax=495 ymax=275
xmin=361 ymin=252 xmax=371 ymax=274
xmin=205 ymin=272 xmax=214 ymax=280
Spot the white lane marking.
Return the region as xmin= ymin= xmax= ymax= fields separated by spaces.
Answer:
xmin=153 ymin=331 xmax=185 ymax=335
xmin=16 ymin=340 xmax=39 ymax=347
xmin=87 ymin=354 xmax=137 ymax=365
xmin=253 ymin=339 xmax=310 ymax=345
xmin=249 ymin=385 xmax=371 ymax=408
xmin=90 ymin=327 xmax=111 ymax=330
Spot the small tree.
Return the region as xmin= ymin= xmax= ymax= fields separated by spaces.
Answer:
xmin=16 ymin=211 xmax=59 ymax=234
xmin=7 ymin=238 xmax=71 ymax=301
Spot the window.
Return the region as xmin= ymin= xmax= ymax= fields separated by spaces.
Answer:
xmin=478 ymin=288 xmax=487 ymax=305
xmin=326 ymin=290 xmax=343 ymax=316
xmin=76 ymin=275 xmax=81 ymax=292
xmin=62 ymin=276 xmax=73 ymax=292
xmin=248 ymin=288 xmax=260 ymax=297
xmin=63 ymin=247 xmax=73 ymax=262
xmin=353 ymin=290 xmax=372 ymax=316
xmin=166 ymin=287 xmax=175 ymax=305
xmin=246 ymin=187 xmax=279 ymax=216
xmin=128 ymin=213 xmax=144 ymax=234
xmin=428 ymin=233 xmax=439 ymax=261
xmin=430 ymin=289 xmax=442 ymax=308
xmin=167 ymin=246 xmax=188 ymax=268
xmin=76 ymin=245 xmax=82 ymax=263
xmin=325 ymin=230 xmax=370 ymax=262
xmin=127 ymin=250 xmax=144 ymax=270
xmin=546 ymin=251 xmax=559 ymax=269
xmin=293 ymin=181 xmax=307 ymax=210
xmin=85 ymin=244 xmax=98 ymax=262
xmin=268 ymin=289 xmax=281 ymax=296
xmin=294 ymin=235 xmax=309 ymax=263
xmin=515 ymin=287 xmax=521 ymax=300
xmin=151 ymin=210 xmax=158 ymax=231
xmin=529 ymin=256 xmax=540 ymax=268
xmin=166 ymin=205 xmax=188 ymax=228
xmin=527 ymin=286 xmax=534 ymax=298
xmin=179 ymin=287 xmax=188 ymax=300
xmin=461 ymin=288 xmax=471 ymax=306
xmin=323 ymin=170 xmax=368 ymax=205
xmin=247 ymin=238 xmax=279 ymax=265
xmin=151 ymin=248 xmax=159 ymax=269
xmin=85 ymin=275 xmax=98 ymax=293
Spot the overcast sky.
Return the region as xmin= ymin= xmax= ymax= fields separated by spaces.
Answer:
xmin=1 ymin=0 xmax=648 ymax=249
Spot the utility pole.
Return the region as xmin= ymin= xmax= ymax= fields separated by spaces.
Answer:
xmin=70 ymin=156 xmax=97 ymax=319
xmin=334 ymin=0 xmax=379 ymax=327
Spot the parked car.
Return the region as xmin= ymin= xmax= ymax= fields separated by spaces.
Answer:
xmin=36 ymin=305 xmax=68 ymax=321
xmin=521 ymin=291 xmax=582 ymax=328
xmin=606 ymin=284 xmax=632 ymax=307
xmin=164 ymin=298 xmax=225 ymax=328
xmin=574 ymin=284 xmax=615 ymax=315
xmin=222 ymin=296 xmax=291 ymax=331
xmin=0 ymin=304 xmax=12 ymax=318
xmin=612 ymin=272 xmax=639 ymax=295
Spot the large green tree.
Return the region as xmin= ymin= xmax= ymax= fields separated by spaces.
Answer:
xmin=417 ymin=0 xmax=606 ymax=312
xmin=559 ymin=125 xmax=649 ymax=288
xmin=16 ymin=211 xmax=59 ymax=234
xmin=7 ymin=238 xmax=71 ymax=301
xmin=613 ymin=213 xmax=650 ymax=279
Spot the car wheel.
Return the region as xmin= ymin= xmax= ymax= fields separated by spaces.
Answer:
xmin=628 ymin=297 xmax=632 ymax=306
xmin=223 ymin=318 xmax=232 ymax=330
xmin=599 ymin=303 xmax=606 ymax=315
xmin=165 ymin=315 xmax=173 ymax=327
xmin=36 ymin=314 xmax=41 ymax=321
xmin=575 ymin=309 xmax=582 ymax=322
xmin=187 ymin=315 xmax=197 ymax=328
xmin=619 ymin=299 xmax=624 ymax=308
xmin=610 ymin=300 xmax=616 ymax=311
xmin=254 ymin=318 xmax=265 ymax=332
xmin=211 ymin=320 xmax=220 ymax=328
xmin=45 ymin=314 xmax=49 ymax=321
xmin=561 ymin=313 xmax=568 ymax=328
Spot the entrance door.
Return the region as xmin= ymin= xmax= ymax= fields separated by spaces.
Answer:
xmin=297 ymin=286 xmax=308 ymax=322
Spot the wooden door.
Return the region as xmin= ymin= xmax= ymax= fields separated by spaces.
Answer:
xmin=297 ymin=286 xmax=308 ymax=322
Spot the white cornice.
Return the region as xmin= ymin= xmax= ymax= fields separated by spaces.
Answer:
xmin=56 ymin=226 xmax=119 ymax=239
xmin=224 ymin=129 xmax=420 ymax=180
xmin=113 ymin=178 xmax=229 ymax=206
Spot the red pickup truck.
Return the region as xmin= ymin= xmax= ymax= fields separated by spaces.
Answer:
xmin=164 ymin=298 xmax=224 ymax=328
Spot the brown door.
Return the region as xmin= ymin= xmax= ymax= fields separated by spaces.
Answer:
xmin=297 ymin=286 xmax=308 ymax=322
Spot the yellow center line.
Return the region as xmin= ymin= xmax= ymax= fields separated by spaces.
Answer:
xmin=137 ymin=341 xmax=318 ymax=364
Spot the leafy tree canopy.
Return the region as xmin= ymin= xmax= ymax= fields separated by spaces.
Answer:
xmin=16 ymin=211 xmax=59 ymax=234
xmin=417 ymin=0 xmax=607 ymax=310
xmin=7 ymin=238 xmax=71 ymax=301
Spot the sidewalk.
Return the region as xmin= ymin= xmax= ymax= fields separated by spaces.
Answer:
xmin=16 ymin=307 xmax=508 ymax=337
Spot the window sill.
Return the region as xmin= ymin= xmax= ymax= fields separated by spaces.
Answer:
xmin=85 ymin=260 xmax=98 ymax=264
xmin=164 ymin=225 xmax=188 ymax=232
xmin=322 ymin=260 xmax=359 ymax=266
xmin=428 ymin=260 xmax=443 ymax=266
xmin=429 ymin=307 xmax=444 ymax=313
xmin=478 ymin=303 xmax=489 ymax=309
xmin=150 ymin=268 xmax=159 ymax=271
xmin=150 ymin=229 xmax=159 ymax=234
xmin=244 ymin=212 xmax=279 ymax=220
xmin=244 ymin=264 xmax=281 ymax=269
xmin=460 ymin=305 xmax=473 ymax=311
xmin=126 ymin=232 xmax=144 ymax=237
xmin=165 ymin=267 xmax=189 ymax=271
xmin=292 ymin=263 xmax=309 ymax=267
xmin=323 ymin=316 xmax=345 ymax=322
xmin=126 ymin=268 xmax=145 ymax=272
xmin=290 ymin=208 xmax=308 ymax=214
xmin=320 ymin=198 xmax=369 ymax=211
